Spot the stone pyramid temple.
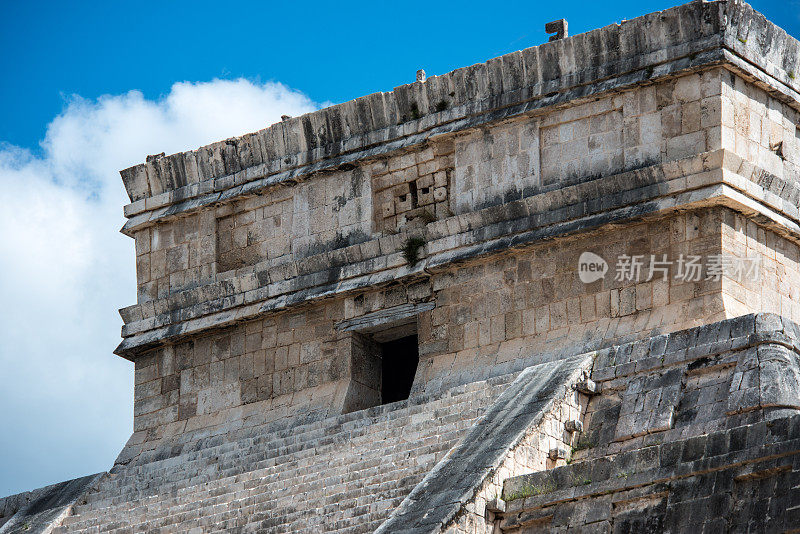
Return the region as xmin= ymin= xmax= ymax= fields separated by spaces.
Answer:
xmin=4 ymin=1 xmax=800 ymax=531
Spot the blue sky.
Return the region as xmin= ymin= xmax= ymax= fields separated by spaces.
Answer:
xmin=3 ymin=0 xmax=796 ymax=153
xmin=0 ymin=0 xmax=798 ymax=497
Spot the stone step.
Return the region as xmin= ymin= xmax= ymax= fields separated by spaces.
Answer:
xmin=104 ymin=383 xmax=497 ymax=488
xmin=65 ymin=453 xmax=450 ymax=529
xmin=74 ymin=414 xmax=470 ymax=514
xmin=55 ymin=375 xmax=514 ymax=532
xmin=64 ymin=455 xmax=432 ymax=530
xmin=107 ymin=395 xmax=482 ymax=479
xmin=67 ymin=429 xmax=457 ymax=526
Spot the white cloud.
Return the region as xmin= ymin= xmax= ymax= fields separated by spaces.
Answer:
xmin=0 ymin=79 xmax=319 ymax=496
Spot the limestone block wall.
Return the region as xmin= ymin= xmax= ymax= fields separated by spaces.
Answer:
xmin=415 ymin=193 xmax=800 ymax=394
xmin=128 ymin=70 xmax=726 ymax=308
xmin=453 ymin=70 xmax=723 ymax=213
xmin=121 ymin=0 xmax=751 ymax=209
xmin=133 ymin=165 xmax=373 ymax=303
xmin=721 ymin=209 xmax=800 ymax=320
xmin=722 ymin=72 xmax=800 ymax=180
xmin=130 ymin=202 xmax=800 ymax=447
xmin=115 ymin=0 xmax=800 ymax=369
xmin=453 ymin=119 xmax=540 ymax=212
xmin=371 ymin=139 xmax=454 ymax=232
xmin=131 ymin=300 xmax=353 ymax=444
xmin=414 ymin=208 xmax=729 ymax=393
xmin=371 ymin=315 xmax=800 ymax=534
xmin=215 ymin=192 xmax=294 ymax=273
xmin=501 ymin=415 xmax=800 ymax=532
xmin=288 ymin=166 xmax=372 ymax=258
xmin=119 ymin=56 xmax=800 ymax=373
xmin=130 ymin=280 xmax=441 ymax=449
xmin=133 ymin=210 xmax=215 ymax=302
xmin=539 ymin=102 xmax=622 ymax=186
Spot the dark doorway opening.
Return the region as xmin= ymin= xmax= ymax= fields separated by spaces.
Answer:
xmin=380 ymin=334 xmax=419 ymax=404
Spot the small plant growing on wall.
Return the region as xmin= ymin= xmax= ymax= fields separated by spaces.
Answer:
xmin=409 ymin=102 xmax=421 ymax=120
xmin=402 ymin=237 xmax=426 ymax=266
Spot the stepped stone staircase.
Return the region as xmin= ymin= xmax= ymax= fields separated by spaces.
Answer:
xmin=50 ymin=373 xmax=517 ymax=533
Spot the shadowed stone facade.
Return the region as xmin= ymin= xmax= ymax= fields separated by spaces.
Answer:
xmin=3 ymin=0 xmax=800 ymax=532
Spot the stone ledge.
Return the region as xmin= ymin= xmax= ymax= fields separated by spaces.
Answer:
xmin=120 ymin=49 xmax=725 ymax=234
xmin=335 ymin=302 xmax=436 ymax=334
xmin=589 ymin=313 xmax=800 ymax=384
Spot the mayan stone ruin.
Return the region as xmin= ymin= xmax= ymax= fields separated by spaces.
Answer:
xmin=3 ymin=0 xmax=800 ymax=531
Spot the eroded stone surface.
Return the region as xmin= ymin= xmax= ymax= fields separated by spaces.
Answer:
xmin=6 ymin=1 xmax=800 ymax=533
